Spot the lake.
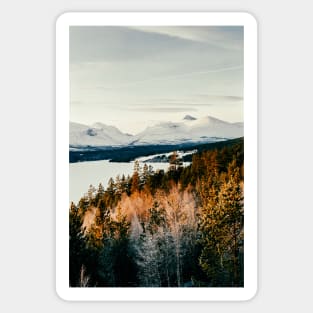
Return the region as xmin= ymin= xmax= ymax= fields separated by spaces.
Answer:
xmin=70 ymin=159 xmax=190 ymax=205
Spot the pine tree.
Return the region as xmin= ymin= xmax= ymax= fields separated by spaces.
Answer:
xmin=69 ymin=202 xmax=86 ymax=286
xmin=147 ymin=201 xmax=167 ymax=235
xmin=106 ymin=177 xmax=116 ymax=209
xmin=199 ymin=162 xmax=244 ymax=286
xmin=131 ymin=160 xmax=140 ymax=193
xmin=95 ymin=182 xmax=105 ymax=207
xmin=108 ymin=208 xmax=136 ymax=286
xmin=87 ymin=184 xmax=96 ymax=206
xmin=107 ymin=177 xmax=115 ymax=196
xmin=78 ymin=194 xmax=89 ymax=213
xmin=120 ymin=174 xmax=127 ymax=194
xmin=141 ymin=163 xmax=149 ymax=187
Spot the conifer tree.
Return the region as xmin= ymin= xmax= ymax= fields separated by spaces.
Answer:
xmin=87 ymin=184 xmax=96 ymax=206
xmin=107 ymin=178 xmax=115 ymax=196
xmin=69 ymin=202 xmax=86 ymax=286
xmin=95 ymin=182 xmax=105 ymax=206
xmin=131 ymin=160 xmax=140 ymax=193
xmin=109 ymin=208 xmax=136 ymax=286
xmin=120 ymin=174 xmax=127 ymax=194
xmin=141 ymin=163 xmax=149 ymax=187
xmin=199 ymin=162 xmax=243 ymax=286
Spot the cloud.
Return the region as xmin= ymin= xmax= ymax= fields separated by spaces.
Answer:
xmin=146 ymin=102 xmax=214 ymax=107
xmin=124 ymin=94 xmax=243 ymax=107
xmin=129 ymin=26 xmax=243 ymax=50
xmin=70 ymin=26 xmax=243 ymax=127
xmin=70 ymin=26 xmax=243 ymax=65
xmin=70 ymin=95 xmax=242 ymax=110
xmin=81 ymin=65 xmax=243 ymax=90
xmin=70 ymin=26 xmax=203 ymax=64
xmin=195 ymin=95 xmax=243 ymax=102
xmin=129 ymin=107 xmax=198 ymax=113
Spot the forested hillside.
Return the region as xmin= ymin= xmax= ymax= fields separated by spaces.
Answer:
xmin=69 ymin=138 xmax=244 ymax=287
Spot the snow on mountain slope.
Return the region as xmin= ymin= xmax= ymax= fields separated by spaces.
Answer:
xmin=186 ymin=115 xmax=243 ymax=138
xmin=91 ymin=122 xmax=133 ymax=143
xmin=133 ymin=115 xmax=243 ymax=145
xmin=133 ymin=121 xmax=191 ymax=145
xmin=70 ymin=122 xmax=133 ymax=147
xmin=70 ymin=115 xmax=243 ymax=148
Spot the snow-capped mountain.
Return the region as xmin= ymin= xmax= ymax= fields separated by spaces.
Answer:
xmin=133 ymin=115 xmax=243 ymax=145
xmin=70 ymin=122 xmax=133 ymax=148
xmin=70 ymin=115 xmax=243 ymax=148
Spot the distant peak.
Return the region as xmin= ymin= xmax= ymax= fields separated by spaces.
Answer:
xmin=206 ymin=115 xmax=225 ymax=122
xmin=183 ymin=115 xmax=197 ymax=121
xmin=92 ymin=122 xmax=106 ymax=129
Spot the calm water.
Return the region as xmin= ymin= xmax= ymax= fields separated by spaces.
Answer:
xmin=70 ymin=160 xmax=173 ymax=205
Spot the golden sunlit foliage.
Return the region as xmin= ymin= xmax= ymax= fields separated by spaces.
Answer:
xmin=69 ymin=138 xmax=244 ymax=287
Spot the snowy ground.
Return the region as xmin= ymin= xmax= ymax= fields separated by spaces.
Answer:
xmin=135 ymin=150 xmax=197 ymax=162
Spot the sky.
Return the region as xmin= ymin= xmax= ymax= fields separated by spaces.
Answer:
xmin=70 ymin=26 xmax=243 ymax=134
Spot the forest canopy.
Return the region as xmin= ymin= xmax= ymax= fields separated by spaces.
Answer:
xmin=69 ymin=138 xmax=244 ymax=287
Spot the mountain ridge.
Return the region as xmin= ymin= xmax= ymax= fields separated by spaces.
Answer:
xmin=70 ymin=115 xmax=243 ymax=148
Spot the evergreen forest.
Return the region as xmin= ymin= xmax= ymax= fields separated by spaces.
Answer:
xmin=69 ymin=138 xmax=244 ymax=287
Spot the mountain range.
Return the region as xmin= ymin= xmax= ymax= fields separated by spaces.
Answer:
xmin=70 ymin=115 xmax=243 ymax=149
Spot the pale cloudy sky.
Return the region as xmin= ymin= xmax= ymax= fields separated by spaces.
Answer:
xmin=70 ymin=26 xmax=243 ymax=134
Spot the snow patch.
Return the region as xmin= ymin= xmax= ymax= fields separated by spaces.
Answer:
xmin=70 ymin=115 xmax=243 ymax=148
